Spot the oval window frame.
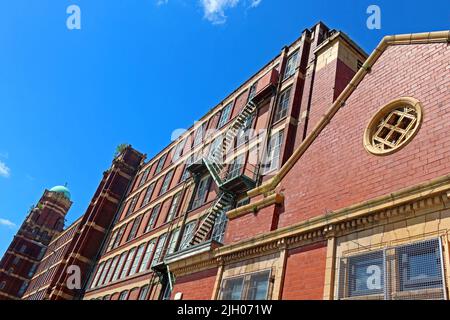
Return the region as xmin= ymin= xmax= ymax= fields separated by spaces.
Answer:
xmin=363 ymin=97 xmax=423 ymax=156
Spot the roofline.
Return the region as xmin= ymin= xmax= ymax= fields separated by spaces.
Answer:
xmin=248 ymin=30 xmax=450 ymax=198
xmin=135 ymin=25 xmax=320 ymax=169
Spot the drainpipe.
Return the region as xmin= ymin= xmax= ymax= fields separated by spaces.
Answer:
xmin=302 ymin=53 xmax=317 ymax=140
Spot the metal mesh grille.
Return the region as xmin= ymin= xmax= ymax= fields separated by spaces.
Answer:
xmin=338 ymin=238 xmax=446 ymax=300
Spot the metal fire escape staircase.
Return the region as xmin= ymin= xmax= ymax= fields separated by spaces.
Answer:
xmin=154 ymin=69 xmax=278 ymax=298
xmin=188 ymin=100 xmax=258 ymax=246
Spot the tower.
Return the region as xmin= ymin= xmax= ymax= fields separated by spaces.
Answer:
xmin=0 ymin=186 xmax=72 ymax=300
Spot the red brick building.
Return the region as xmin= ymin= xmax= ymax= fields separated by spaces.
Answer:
xmin=2 ymin=22 xmax=449 ymax=300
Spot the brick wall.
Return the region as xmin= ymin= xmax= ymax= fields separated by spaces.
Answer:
xmin=282 ymin=241 xmax=327 ymax=300
xmin=171 ymin=268 xmax=218 ymax=300
xmin=224 ymin=203 xmax=280 ymax=244
xmin=278 ymin=42 xmax=450 ymax=227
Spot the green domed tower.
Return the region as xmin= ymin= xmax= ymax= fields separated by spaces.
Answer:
xmin=49 ymin=185 xmax=71 ymax=200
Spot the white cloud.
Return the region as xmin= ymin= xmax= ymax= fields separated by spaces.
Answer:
xmin=0 ymin=161 xmax=10 ymax=178
xmin=249 ymin=0 xmax=262 ymax=8
xmin=200 ymin=0 xmax=240 ymax=24
xmin=156 ymin=0 xmax=262 ymax=24
xmin=0 ymin=218 xmax=16 ymax=229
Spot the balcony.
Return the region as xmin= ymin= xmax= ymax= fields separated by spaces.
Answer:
xmin=220 ymin=163 xmax=257 ymax=194
xmin=252 ymin=68 xmax=279 ymax=103
xmin=186 ymin=158 xmax=207 ymax=174
xmin=164 ymin=239 xmax=222 ymax=266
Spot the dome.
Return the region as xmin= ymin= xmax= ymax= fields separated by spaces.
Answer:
xmin=49 ymin=185 xmax=71 ymax=200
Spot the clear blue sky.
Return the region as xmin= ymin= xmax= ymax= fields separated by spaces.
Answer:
xmin=0 ymin=0 xmax=448 ymax=257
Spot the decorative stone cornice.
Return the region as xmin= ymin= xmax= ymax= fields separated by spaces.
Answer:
xmin=219 ymin=174 xmax=450 ymax=260
xmin=168 ymin=174 xmax=450 ymax=277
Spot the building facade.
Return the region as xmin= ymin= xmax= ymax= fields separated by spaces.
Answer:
xmin=1 ymin=22 xmax=449 ymax=300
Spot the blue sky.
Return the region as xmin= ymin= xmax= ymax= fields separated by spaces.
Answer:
xmin=0 ymin=0 xmax=448 ymax=257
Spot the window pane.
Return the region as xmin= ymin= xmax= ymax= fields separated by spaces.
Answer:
xmin=227 ymin=155 xmax=245 ymax=180
xmin=273 ymin=88 xmax=291 ymax=122
xmin=145 ymin=205 xmax=161 ymax=232
xmin=138 ymin=168 xmax=150 ymax=187
xmin=347 ymin=251 xmax=384 ymax=298
xmin=138 ymin=285 xmax=149 ymax=300
xmin=246 ymin=271 xmax=271 ymax=300
xmin=127 ymin=215 xmax=143 ymax=242
xmin=247 ymin=82 xmax=258 ymax=102
xmin=126 ymin=196 xmax=138 ymax=217
xmin=104 ymin=255 xmax=120 ymax=285
xmin=139 ymin=240 xmax=156 ymax=273
xmin=113 ymin=225 xmax=126 ymax=249
xmin=142 ymin=183 xmax=155 ymax=207
xmin=193 ymin=124 xmax=204 ymax=147
xmin=283 ymin=51 xmax=299 ymax=80
xmin=167 ymin=228 xmax=180 ymax=255
xmin=217 ymin=103 xmax=233 ymax=128
xmin=151 ymin=234 xmax=167 ymax=266
xmin=166 ymin=192 xmax=181 ymax=222
xmin=120 ymin=248 xmax=137 ymax=279
xmin=97 ymin=259 xmax=112 ymax=287
xmin=221 ymin=277 xmax=244 ymax=300
xmin=129 ymin=244 xmax=146 ymax=276
xmin=179 ymin=221 xmax=196 ymax=250
xmin=263 ymin=131 xmax=284 ymax=173
xmin=90 ymin=262 xmax=105 ymax=288
xmin=397 ymin=239 xmax=443 ymax=293
xmin=192 ymin=176 xmax=210 ymax=209
xmin=159 ymin=170 xmax=174 ymax=195
xmin=155 ymin=154 xmax=167 ymax=174
xmin=212 ymin=207 xmax=230 ymax=244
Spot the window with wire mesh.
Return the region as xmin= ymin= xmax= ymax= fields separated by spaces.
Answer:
xmin=337 ymin=238 xmax=445 ymax=300
xmin=219 ymin=270 xmax=272 ymax=300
